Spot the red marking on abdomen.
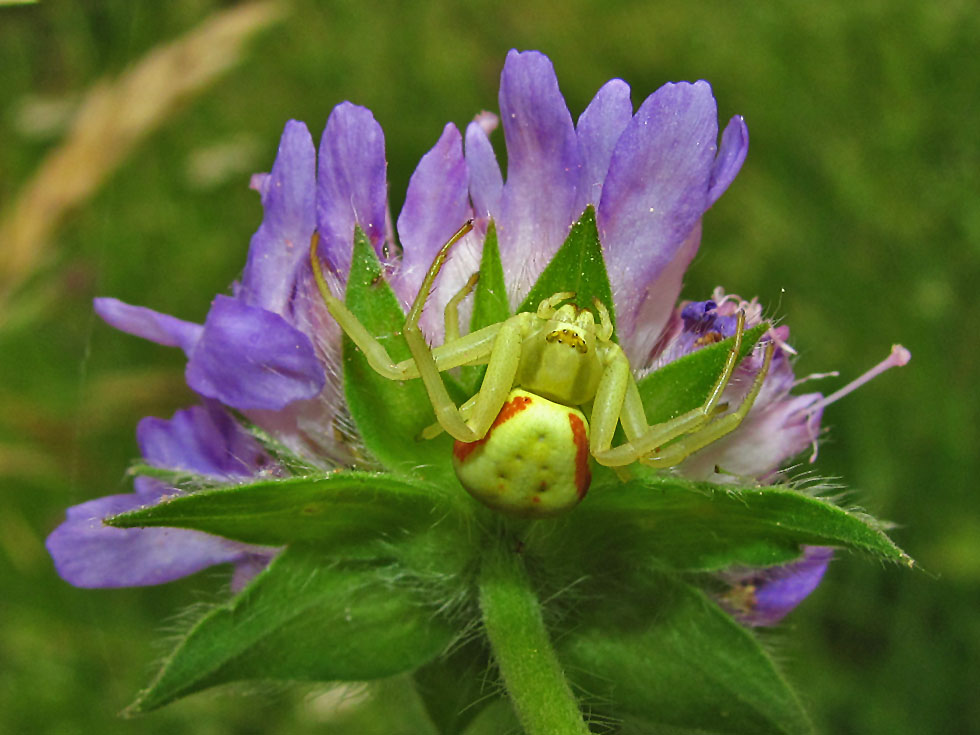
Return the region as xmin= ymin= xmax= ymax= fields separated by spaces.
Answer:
xmin=568 ymin=413 xmax=591 ymax=499
xmin=453 ymin=394 xmax=533 ymax=463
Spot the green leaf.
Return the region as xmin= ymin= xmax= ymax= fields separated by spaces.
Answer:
xmin=343 ymin=227 xmax=461 ymax=482
xmin=129 ymin=546 xmax=457 ymax=712
xmin=517 ymin=206 xmax=616 ymax=333
xmin=461 ymin=221 xmax=510 ymax=392
xmin=537 ymin=475 xmax=911 ymax=572
xmin=637 ymin=322 xmax=768 ymax=425
xmin=413 ymin=641 xmax=497 ymax=735
xmin=107 ymin=472 xmax=457 ymax=552
xmin=469 ymin=221 xmax=510 ymax=332
xmin=558 ymin=572 xmax=814 ymax=735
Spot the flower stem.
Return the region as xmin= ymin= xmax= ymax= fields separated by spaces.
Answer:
xmin=478 ymin=537 xmax=590 ymax=735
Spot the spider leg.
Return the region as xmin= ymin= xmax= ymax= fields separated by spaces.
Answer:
xmin=402 ymin=223 xmax=528 ymax=442
xmin=444 ymin=271 xmax=479 ymax=343
xmin=637 ymin=341 xmax=775 ymax=467
xmin=592 ymin=312 xmax=773 ymax=467
xmin=310 ymin=232 xmax=419 ymax=380
xmin=311 ymin=227 xmax=501 ymax=380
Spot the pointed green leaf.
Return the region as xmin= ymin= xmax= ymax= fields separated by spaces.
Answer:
xmin=637 ymin=322 xmax=768 ymax=425
xmin=414 ymin=641 xmax=497 ymax=735
xmin=469 ymin=221 xmax=510 ymax=332
xmin=537 ymin=475 xmax=910 ymax=572
xmin=343 ymin=227 xmax=461 ymax=481
xmin=559 ymin=572 xmax=814 ymax=734
xmin=129 ymin=546 xmax=457 ymax=712
xmin=107 ymin=472 xmax=458 ymax=551
xmin=461 ymin=222 xmax=510 ymax=392
xmin=517 ymin=206 xmax=616 ymax=333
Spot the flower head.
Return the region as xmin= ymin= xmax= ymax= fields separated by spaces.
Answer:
xmin=47 ymin=50 xmax=905 ymax=642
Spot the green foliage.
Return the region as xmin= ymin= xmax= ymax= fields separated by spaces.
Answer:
xmin=537 ymin=475 xmax=909 ymax=573
xmin=460 ymin=222 xmax=510 ymax=391
xmin=469 ymin=221 xmax=511 ymax=333
xmin=636 ymin=322 xmax=769 ymax=424
xmin=517 ymin=206 xmax=617 ymax=335
xmin=129 ymin=546 xmax=458 ymax=713
xmin=342 ymin=227 xmax=463 ymax=483
xmin=106 ymin=472 xmax=459 ymax=552
xmin=559 ymin=571 xmax=815 ymax=735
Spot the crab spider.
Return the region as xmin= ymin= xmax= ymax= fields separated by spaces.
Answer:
xmin=311 ymin=222 xmax=774 ymax=518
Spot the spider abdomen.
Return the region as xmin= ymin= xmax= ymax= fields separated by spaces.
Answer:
xmin=452 ymin=388 xmax=591 ymax=518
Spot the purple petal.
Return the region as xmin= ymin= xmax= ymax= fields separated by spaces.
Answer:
xmin=465 ymin=119 xmax=503 ymax=223
xmin=392 ymin=123 xmax=470 ymax=304
xmin=138 ymin=403 xmax=268 ymax=478
xmin=724 ymin=547 xmax=835 ymax=627
xmin=620 ymin=223 xmax=701 ymax=366
xmin=599 ymin=81 xmax=719 ymax=328
xmin=316 ymin=102 xmax=388 ymax=277
xmin=708 ymin=115 xmax=749 ymax=206
xmin=574 ymin=79 xmax=633 ymax=216
xmin=240 ymin=120 xmax=316 ymax=315
xmin=497 ymin=49 xmax=582 ymax=300
xmin=231 ymin=553 xmax=275 ymax=592
xmin=186 ymin=295 xmax=325 ymax=410
xmin=46 ymin=493 xmax=249 ymax=588
xmin=678 ymin=391 xmax=825 ymax=482
xmin=94 ymin=297 xmax=202 ymax=355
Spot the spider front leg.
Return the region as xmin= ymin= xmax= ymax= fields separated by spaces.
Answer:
xmin=591 ymin=312 xmax=775 ymax=467
xmin=401 ymin=224 xmax=529 ymax=443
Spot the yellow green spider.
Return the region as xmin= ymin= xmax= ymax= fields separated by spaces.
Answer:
xmin=311 ymin=222 xmax=774 ymax=519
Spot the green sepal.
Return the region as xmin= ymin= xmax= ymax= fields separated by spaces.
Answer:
xmin=461 ymin=221 xmax=510 ymax=392
xmin=534 ymin=475 xmax=910 ymax=572
xmin=127 ymin=545 xmax=458 ymax=713
xmin=469 ymin=221 xmax=510 ymax=332
xmin=343 ymin=226 xmax=464 ymax=481
xmin=106 ymin=471 xmax=460 ymax=553
xmin=517 ymin=206 xmax=616 ymax=335
xmin=558 ymin=571 xmax=814 ymax=735
xmin=636 ymin=321 xmax=769 ymax=426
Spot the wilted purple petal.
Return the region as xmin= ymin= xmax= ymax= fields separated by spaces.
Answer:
xmin=574 ymin=78 xmax=632 ymax=216
xmin=497 ymin=49 xmax=582 ymax=301
xmin=392 ymin=123 xmax=470 ymax=305
xmin=186 ymin=295 xmax=324 ymax=410
xmin=708 ymin=115 xmax=749 ymax=206
xmin=46 ymin=493 xmax=250 ymax=588
xmin=721 ymin=547 xmax=835 ymax=627
xmin=240 ymin=120 xmax=316 ymax=316
xmin=465 ymin=119 xmax=503 ymax=223
xmin=138 ymin=403 xmax=268 ymax=478
xmin=316 ymin=102 xmax=388 ymax=276
xmin=94 ymin=297 xmax=202 ymax=354
xmin=599 ymin=81 xmax=719 ymax=329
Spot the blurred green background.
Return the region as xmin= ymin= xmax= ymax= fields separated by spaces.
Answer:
xmin=1 ymin=0 xmax=977 ymax=733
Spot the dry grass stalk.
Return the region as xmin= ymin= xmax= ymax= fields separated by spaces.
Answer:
xmin=0 ymin=1 xmax=284 ymax=324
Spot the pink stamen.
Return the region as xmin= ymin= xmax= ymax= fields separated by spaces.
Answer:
xmin=808 ymin=344 xmax=911 ymax=414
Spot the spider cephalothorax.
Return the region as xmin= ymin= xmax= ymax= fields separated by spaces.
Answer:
xmin=312 ymin=222 xmax=773 ymax=518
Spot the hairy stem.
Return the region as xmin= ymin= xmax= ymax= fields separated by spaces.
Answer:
xmin=478 ymin=538 xmax=590 ymax=735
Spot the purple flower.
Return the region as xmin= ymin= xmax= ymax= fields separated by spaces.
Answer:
xmin=48 ymin=49 xmax=906 ymax=608
xmin=46 ymin=403 xmax=277 ymax=587
xmin=718 ymin=546 xmax=835 ymax=627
